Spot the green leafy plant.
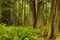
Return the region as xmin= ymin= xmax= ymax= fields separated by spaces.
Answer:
xmin=0 ymin=24 xmax=44 ymax=40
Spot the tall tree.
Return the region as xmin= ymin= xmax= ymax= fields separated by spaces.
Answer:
xmin=17 ymin=0 xmax=23 ymax=25
xmin=10 ymin=0 xmax=17 ymax=25
xmin=29 ymin=0 xmax=37 ymax=28
xmin=36 ymin=0 xmax=45 ymax=28
xmin=46 ymin=0 xmax=60 ymax=40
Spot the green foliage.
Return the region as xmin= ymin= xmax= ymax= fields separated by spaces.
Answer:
xmin=0 ymin=24 xmax=44 ymax=40
xmin=56 ymin=33 xmax=60 ymax=40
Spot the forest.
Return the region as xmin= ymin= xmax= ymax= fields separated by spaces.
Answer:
xmin=0 ymin=0 xmax=60 ymax=40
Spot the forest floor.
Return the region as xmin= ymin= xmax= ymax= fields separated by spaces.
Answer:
xmin=0 ymin=24 xmax=60 ymax=40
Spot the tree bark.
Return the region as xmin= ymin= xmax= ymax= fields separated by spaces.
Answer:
xmin=46 ymin=0 xmax=60 ymax=40
xmin=17 ymin=0 xmax=23 ymax=25
xmin=36 ymin=0 xmax=45 ymax=28
xmin=29 ymin=0 xmax=37 ymax=28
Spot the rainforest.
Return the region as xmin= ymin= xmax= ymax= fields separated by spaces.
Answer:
xmin=0 ymin=0 xmax=60 ymax=40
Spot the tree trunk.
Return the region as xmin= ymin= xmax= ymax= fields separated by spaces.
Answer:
xmin=46 ymin=0 xmax=60 ymax=40
xmin=36 ymin=0 xmax=45 ymax=28
xmin=17 ymin=0 xmax=23 ymax=25
xmin=29 ymin=0 xmax=37 ymax=28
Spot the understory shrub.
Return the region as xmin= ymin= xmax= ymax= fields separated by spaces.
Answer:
xmin=0 ymin=24 xmax=44 ymax=40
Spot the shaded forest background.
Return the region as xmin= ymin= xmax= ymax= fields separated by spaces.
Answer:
xmin=0 ymin=0 xmax=50 ymax=26
xmin=0 ymin=0 xmax=60 ymax=40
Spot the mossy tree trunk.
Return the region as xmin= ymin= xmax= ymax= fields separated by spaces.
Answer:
xmin=36 ymin=0 xmax=45 ymax=28
xmin=46 ymin=0 xmax=60 ymax=40
xmin=17 ymin=0 xmax=23 ymax=25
